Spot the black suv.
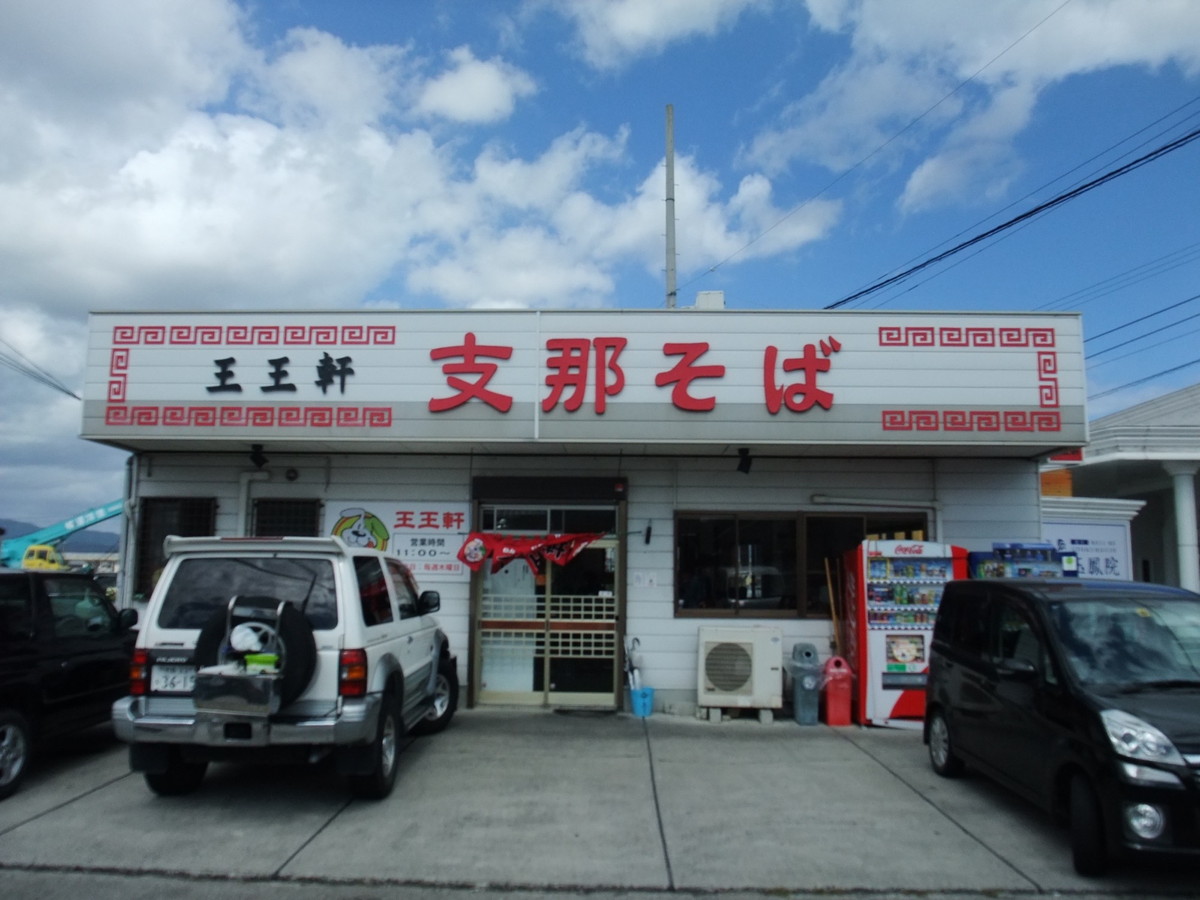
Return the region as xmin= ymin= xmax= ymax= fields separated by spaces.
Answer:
xmin=925 ymin=578 xmax=1200 ymax=876
xmin=0 ymin=568 xmax=138 ymax=799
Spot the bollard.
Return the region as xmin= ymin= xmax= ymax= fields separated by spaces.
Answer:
xmin=821 ymin=656 xmax=852 ymax=726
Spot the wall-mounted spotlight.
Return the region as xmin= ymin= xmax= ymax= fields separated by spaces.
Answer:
xmin=736 ymin=447 xmax=753 ymax=474
xmin=249 ymin=443 xmax=268 ymax=469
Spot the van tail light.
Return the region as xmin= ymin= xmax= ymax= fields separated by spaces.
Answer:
xmin=339 ymin=649 xmax=368 ymax=697
xmin=130 ymin=648 xmax=150 ymax=696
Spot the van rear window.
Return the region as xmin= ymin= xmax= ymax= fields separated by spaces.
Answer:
xmin=157 ymin=557 xmax=338 ymax=630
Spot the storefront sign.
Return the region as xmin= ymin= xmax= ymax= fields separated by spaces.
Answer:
xmin=83 ymin=310 xmax=1086 ymax=452
xmin=325 ymin=502 xmax=470 ymax=581
xmin=1042 ymin=520 xmax=1134 ymax=580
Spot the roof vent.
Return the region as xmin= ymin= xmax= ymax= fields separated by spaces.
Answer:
xmin=693 ymin=290 xmax=725 ymax=310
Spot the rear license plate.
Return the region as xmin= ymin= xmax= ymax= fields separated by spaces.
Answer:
xmin=151 ymin=664 xmax=196 ymax=693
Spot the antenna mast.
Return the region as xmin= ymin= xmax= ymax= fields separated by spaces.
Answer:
xmin=665 ymin=104 xmax=677 ymax=309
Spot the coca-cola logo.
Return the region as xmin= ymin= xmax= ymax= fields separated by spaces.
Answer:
xmin=893 ymin=544 xmax=925 ymax=555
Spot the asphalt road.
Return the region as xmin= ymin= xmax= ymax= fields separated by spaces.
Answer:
xmin=0 ymin=708 xmax=1196 ymax=899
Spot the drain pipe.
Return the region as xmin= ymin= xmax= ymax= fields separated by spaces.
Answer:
xmin=237 ymin=470 xmax=271 ymax=535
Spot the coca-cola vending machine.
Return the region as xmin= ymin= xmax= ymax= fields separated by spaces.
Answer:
xmin=841 ymin=540 xmax=967 ymax=727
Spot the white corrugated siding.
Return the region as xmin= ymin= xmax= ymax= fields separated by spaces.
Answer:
xmin=130 ymin=451 xmax=1042 ymax=707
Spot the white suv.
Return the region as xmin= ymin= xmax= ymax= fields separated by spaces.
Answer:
xmin=112 ymin=535 xmax=457 ymax=799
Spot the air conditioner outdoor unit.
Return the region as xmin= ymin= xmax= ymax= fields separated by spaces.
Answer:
xmin=697 ymin=625 xmax=783 ymax=709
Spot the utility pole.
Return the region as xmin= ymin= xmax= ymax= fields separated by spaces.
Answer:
xmin=665 ymin=104 xmax=677 ymax=309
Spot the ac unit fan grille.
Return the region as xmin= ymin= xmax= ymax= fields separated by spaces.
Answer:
xmin=704 ymin=641 xmax=753 ymax=692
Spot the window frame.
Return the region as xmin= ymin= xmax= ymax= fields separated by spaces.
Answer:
xmin=134 ymin=497 xmax=216 ymax=603
xmin=674 ymin=510 xmax=929 ymax=620
xmin=252 ymin=498 xmax=323 ymax=537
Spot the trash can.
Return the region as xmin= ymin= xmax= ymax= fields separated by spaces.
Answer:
xmin=788 ymin=642 xmax=821 ymax=725
xmin=821 ymin=656 xmax=852 ymax=726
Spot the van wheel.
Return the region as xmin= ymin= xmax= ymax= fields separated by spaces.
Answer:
xmin=412 ymin=658 xmax=458 ymax=736
xmin=144 ymin=748 xmax=208 ymax=796
xmin=348 ymin=691 xmax=400 ymax=800
xmin=1069 ymin=774 xmax=1107 ymax=876
xmin=0 ymin=710 xmax=32 ymax=800
xmin=927 ymin=709 xmax=964 ymax=777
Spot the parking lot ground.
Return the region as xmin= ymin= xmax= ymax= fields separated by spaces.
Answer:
xmin=0 ymin=708 xmax=1197 ymax=899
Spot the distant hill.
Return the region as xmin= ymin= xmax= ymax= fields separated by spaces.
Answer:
xmin=0 ymin=517 xmax=122 ymax=554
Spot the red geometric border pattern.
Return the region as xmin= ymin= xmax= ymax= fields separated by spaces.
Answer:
xmin=883 ymin=410 xmax=1061 ymax=432
xmin=104 ymin=405 xmax=393 ymax=428
xmin=111 ymin=324 xmax=396 ymax=346
xmin=105 ymin=324 xmax=397 ymax=428
xmin=878 ymin=326 xmax=1055 ymax=348
xmin=878 ymin=326 xmax=1061 ymax=433
xmin=108 ymin=348 xmax=130 ymax=402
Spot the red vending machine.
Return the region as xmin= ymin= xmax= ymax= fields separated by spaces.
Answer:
xmin=841 ymin=540 xmax=968 ymax=728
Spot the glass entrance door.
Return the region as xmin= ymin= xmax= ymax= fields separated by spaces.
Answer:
xmin=477 ymin=540 xmax=620 ymax=708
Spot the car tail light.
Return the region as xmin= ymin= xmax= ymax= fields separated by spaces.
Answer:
xmin=130 ymin=648 xmax=150 ymax=696
xmin=339 ymin=649 xmax=368 ymax=697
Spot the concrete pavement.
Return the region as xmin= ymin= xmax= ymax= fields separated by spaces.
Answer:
xmin=0 ymin=707 xmax=1196 ymax=898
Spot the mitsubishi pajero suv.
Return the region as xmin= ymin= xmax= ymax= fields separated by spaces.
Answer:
xmin=112 ymin=535 xmax=457 ymax=799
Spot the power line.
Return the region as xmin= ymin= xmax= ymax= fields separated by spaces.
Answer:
xmin=1088 ymin=357 xmax=1200 ymax=401
xmin=1035 ymin=239 xmax=1200 ymax=312
xmin=1085 ymin=291 xmax=1200 ymax=345
xmin=0 ymin=336 xmax=81 ymax=400
xmin=1086 ymin=302 xmax=1200 ymax=360
xmin=850 ymin=97 xmax=1200 ymax=311
xmin=822 ymin=124 xmax=1200 ymax=309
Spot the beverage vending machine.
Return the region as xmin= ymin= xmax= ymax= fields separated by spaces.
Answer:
xmin=840 ymin=540 xmax=968 ymax=728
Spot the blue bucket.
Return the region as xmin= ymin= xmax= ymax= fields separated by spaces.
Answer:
xmin=630 ymin=687 xmax=654 ymax=717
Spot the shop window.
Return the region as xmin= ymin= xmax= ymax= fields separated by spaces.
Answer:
xmin=252 ymin=499 xmax=322 ymax=536
xmin=676 ymin=511 xmax=927 ymax=619
xmin=134 ymin=497 xmax=216 ymax=603
xmin=676 ymin=515 xmax=798 ymax=617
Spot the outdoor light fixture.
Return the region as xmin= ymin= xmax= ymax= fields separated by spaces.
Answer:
xmin=249 ymin=444 xmax=268 ymax=469
xmin=737 ymin=447 xmax=752 ymax=474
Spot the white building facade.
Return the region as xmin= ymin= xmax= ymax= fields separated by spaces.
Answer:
xmin=82 ymin=309 xmax=1086 ymax=713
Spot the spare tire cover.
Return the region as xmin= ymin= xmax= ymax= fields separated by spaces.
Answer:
xmin=194 ymin=596 xmax=317 ymax=707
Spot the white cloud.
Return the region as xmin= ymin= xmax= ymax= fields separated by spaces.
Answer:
xmin=550 ymin=0 xmax=767 ymax=69
xmin=404 ymin=143 xmax=840 ymax=309
xmin=749 ymin=0 xmax=1200 ymax=211
xmin=244 ymin=27 xmax=407 ymax=129
xmin=744 ymin=54 xmax=956 ymax=175
xmin=415 ymin=45 xmax=537 ymax=123
xmin=473 ymin=127 xmax=628 ymax=210
xmin=0 ymin=0 xmax=246 ymax=156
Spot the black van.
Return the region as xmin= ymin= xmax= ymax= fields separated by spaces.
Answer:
xmin=924 ymin=578 xmax=1200 ymax=876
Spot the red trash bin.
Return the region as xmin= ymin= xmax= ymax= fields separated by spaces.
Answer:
xmin=821 ymin=656 xmax=852 ymax=726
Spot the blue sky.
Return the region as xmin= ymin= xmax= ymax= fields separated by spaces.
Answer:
xmin=2 ymin=0 xmax=1199 ymax=525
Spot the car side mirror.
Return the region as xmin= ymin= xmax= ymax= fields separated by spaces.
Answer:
xmin=118 ymin=608 xmax=139 ymax=631
xmin=998 ymin=657 xmax=1037 ymax=681
xmin=418 ymin=590 xmax=440 ymax=614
